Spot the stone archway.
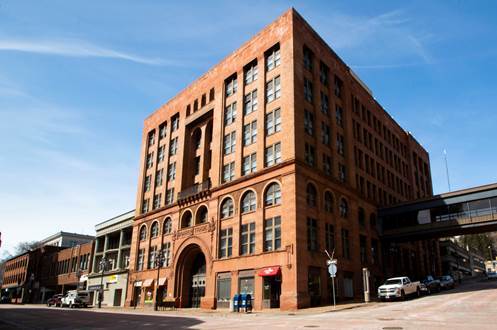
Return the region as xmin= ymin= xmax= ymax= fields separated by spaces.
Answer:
xmin=174 ymin=244 xmax=207 ymax=308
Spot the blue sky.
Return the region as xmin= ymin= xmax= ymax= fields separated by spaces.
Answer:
xmin=1 ymin=1 xmax=496 ymax=255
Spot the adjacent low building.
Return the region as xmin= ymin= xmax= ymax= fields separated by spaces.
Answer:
xmin=440 ymin=239 xmax=485 ymax=279
xmin=38 ymin=231 xmax=95 ymax=248
xmin=87 ymin=210 xmax=134 ymax=307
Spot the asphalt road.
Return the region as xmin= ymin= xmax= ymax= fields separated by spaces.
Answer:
xmin=1 ymin=279 xmax=496 ymax=329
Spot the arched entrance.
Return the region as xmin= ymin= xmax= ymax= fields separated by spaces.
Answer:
xmin=175 ymin=244 xmax=206 ymax=308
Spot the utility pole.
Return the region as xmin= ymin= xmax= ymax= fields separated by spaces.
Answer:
xmin=444 ymin=149 xmax=451 ymax=192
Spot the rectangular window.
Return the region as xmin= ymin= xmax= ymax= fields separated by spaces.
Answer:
xmin=325 ymin=223 xmax=335 ymax=252
xmin=163 ymin=242 xmax=171 ymax=267
xmin=153 ymin=193 xmax=161 ymax=210
xmin=342 ymin=229 xmax=350 ymax=259
xmin=338 ymin=163 xmax=347 ymax=183
xmin=240 ymin=222 xmax=256 ymax=255
xmin=336 ymin=106 xmax=344 ymax=127
xmin=321 ymin=122 xmax=330 ymax=146
xmin=320 ymin=91 xmax=329 ymax=114
xmin=307 ymin=217 xmax=318 ymax=251
xmin=155 ymin=169 xmax=163 ymax=187
xmin=334 ymin=75 xmax=343 ymax=98
xmin=171 ymin=114 xmax=179 ymax=132
xmin=264 ymin=216 xmax=281 ymax=251
xmin=264 ymin=142 xmax=281 ymax=167
xmin=371 ymin=239 xmax=378 ymax=265
xmin=225 ymin=75 xmax=238 ymax=97
xmin=146 ymin=152 xmax=154 ymax=169
xmin=244 ymin=90 xmax=258 ymax=115
xmin=165 ymin=188 xmax=174 ymax=205
xmin=223 ymin=131 xmax=236 ymax=155
xmin=265 ymin=44 xmax=281 ymax=71
xmin=266 ymin=76 xmax=281 ymax=103
xmin=323 ymin=154 xmax=332 ymax=176
xmin=223 ymin=162 xmax=235 ymax=183
xmin=243 ymin=120 xmax=257 ymax=146
xmin=148 ymin=130 xmax=155 ymax=147
xmin=242 ymin=153 xmax=257 ymax=175
xmin=304 ymin=110 xmax=314 ymax=135
xmin=157 ymin=146 xmax=165 ymax=163
xmin=265 ymin=108 xmax=281 ymax=135
xmin=305 ymin=143 xmax=315 ymax=167
xmin=169 ymin=137 xmax=178 ymax=156
xmin=137 ymin=249 xmax=145 ymax=271
xmin=148 ymin=246 xmax=157 ymax=269
xmin=194 ymin=156 xmax=200 ymax=175
xmin=320 ymin=61 xmax=329 ymax=85
xmin=304 ymin=78 xmax=313 ymax=103
xmin=167 ymin=162 xmax=176 ymax=181
xmin=159 ymin=122 xmax=167 ymax=140
xmin=360 ymin=235 xmax=367 ymax=264
xmin=244 ymin=61 xmax=258 ymax=85
xmin=224 ymin=102 xmax=237 ymax=126
xmin=141 ymin=199 xmax=149 ymax=214
xmin=303 ymin=46 xmax=313 ymax=70
xmin=336 ymin=134 xmax=345 ymax=156
xmin=219 ymin=228 xmax=233 ymax=258
xmin=144 ymin=175 xmax=151 ymax=192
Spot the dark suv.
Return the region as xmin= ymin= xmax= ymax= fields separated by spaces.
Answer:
xmin=421 ymin=275 xmax=441 ymax=294
xmin=47 ymin=294 xmax=64 ymax=307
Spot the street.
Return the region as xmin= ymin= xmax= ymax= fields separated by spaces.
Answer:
xmin=1 ymin=279 xmax=496 ymax=329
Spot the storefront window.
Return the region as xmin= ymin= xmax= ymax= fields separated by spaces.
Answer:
xmin=216 ymin=273 xmax=231 ymax=309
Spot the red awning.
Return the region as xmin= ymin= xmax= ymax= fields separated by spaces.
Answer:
xmin=258 ymin=266 xmax=281 ymax=277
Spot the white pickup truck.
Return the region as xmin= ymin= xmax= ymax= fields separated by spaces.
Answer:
xmin=61 ymin=290 xmax=91 ymax=308
xmin=377 ymin=277 xmax=421 ymax=301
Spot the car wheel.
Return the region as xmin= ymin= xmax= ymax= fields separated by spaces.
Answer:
xmin=69 ymin=302 xmax=73 ymax=309
xmin=427 ymin=288 xmax=431 ymax=295
xmin=417 ymin=288 xmax=421 ymax=297
xmin=400 ymin=290 xmax=406 ymax=301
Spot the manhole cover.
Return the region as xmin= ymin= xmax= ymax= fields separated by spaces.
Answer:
xmin=288 ymin=313 xmax=296 ymax=316
xmin=383 ymin=327 xmax=403 ymax=330
xmin=304 ymin=326 xmax=320 ymax=328
xmin=378 ymin=318 xmax=394 ymax=321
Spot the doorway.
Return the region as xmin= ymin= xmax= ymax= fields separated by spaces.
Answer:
xmin=263 ymin=276 xmax=281 ymax=308
xmin=113 ymin=289 xmax=122 ymax=307
xmin=175 ymin=244 xmax=207 ymax=308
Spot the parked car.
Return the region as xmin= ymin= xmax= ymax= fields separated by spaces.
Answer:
xmin=377 ymin=276 xmax=422 ymax=301
xmin=420 ymin=275 xmax=441 ymax=294
xmin=47 ymin=294 xmax=64 ymax=307
xmin=438 ymin=275 xmax=455 ymax=289
xmin=61 ymin=290 xmax=91 ymax=308
xmin=0 ymin=296 xmax=10 ymax=304
xmin=486 ymin=271 xmax=497 ymax=280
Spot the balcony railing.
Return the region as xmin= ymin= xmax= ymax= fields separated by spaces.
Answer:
xmin=178 ymin=179 xmax=211 ymax=202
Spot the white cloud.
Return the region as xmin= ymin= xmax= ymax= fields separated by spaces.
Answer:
xmin=0 ymin=38 xmax=168 ymax=65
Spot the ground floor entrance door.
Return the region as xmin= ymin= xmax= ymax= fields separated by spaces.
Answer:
xmin=113 ymin=289 xmax=122 ymax=306
xmin=191 ymin=273 xmax=206 ymax=308
xmin=133 ymin=287 xmax=141 ymax=307
xmin=263 ymin=276 xmax=281 ymax=308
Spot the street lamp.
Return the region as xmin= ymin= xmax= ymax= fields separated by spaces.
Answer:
xmin=488 ymin=246 xmax=493 ymax=261
xmin=154 ymin=249 xmax=166 ymax=311
xmin=98 ymin=257 xmax=110 ymax=309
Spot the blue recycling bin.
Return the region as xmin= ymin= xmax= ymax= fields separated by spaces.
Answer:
xmin=240 ymin=293 xmax=247 ymax=311
xmin=233 ymin=294 xmax=240 ymax=312
xmin=245 ymin=294 xmax=252 ymax=313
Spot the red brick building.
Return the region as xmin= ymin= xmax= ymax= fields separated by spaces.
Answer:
xmin=127 ymin=8 xmax=437 ymax=310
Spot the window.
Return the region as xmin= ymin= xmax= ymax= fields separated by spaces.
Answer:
xmin=336 ymin=106 xmax=343 ymax=127
xmin=265 ymin=44 xmax=281 ymax=71
xmin=194 ymin=156 xmax=200 ymax=175
xmin=321 ymin=122 xmax=330 ymax=146
xmin=304 ymin=110 xmax=314 ymax=135
xmin=222 ymin=162 xmax=235 ymax=183
xmin=137 ymin=249 xmax=145 ymax=271
xmin=244 ymin=90 xmax=258 ymax=115
xmin=360 ymin=235 xmax=367 ymax=264
xmin=163 ymin=218 xmax=172 ymax=234
xmin=339 ymin=198 xmax=348 ymax=218
xmin=144 ymin=175 xmax=151 ymax=192
xmin=358 ymin=207 xmax=366 ymax=228
xmin=304 ymin=78 xmax=313 ymax=103
xmin=338 ymin=163 xmax=347 ymax=183
xmin=307 ymin=217 xmax=318 ymax=251
xmin=320 ymin=91 xmax=329 ymax=114
xmin=325 ymin=223 xmax=335 ymax=252
xmin=242 ymin=153 xmax=257 ymax=175
xmin=334 ymin=75 xmax=343 ymax=98
xmin=155 ymin=169 xmax=163 ymax=187
xmin=224 ymin=102 xmax=237 ymax=126
xmin=181 ymin=211 xmax=193 ymax=228
xmin=219 ymin=228 xmax=233 ymax=258
xmin=224 ymin=131 xmax=236 ymax=155
xmin=241 ymin=190 xmax=256 ymax=213
xmin=148 ymin=246 xmax=158 ymax=269
xmin=196 ymin=206 xmax=208 ymax=224
xmin=163 ymin=242 xmax=171 ymax=267
xmin=141 ymin=199 xmax=149 ymax=214
xmin=243 ymin=120 xmax=257 ymax=146
xmin=157 ymin=145 xmax=165 ymax=163
xmin=264 ymin=142 xmax=281 ymax=167
xmin=209 ymin=88 xmax=215 ymax=102
xmin=153 ymin=193 xmax=161 ymax=209
xmin=266 ymin=76 xmax=281 ymax=103
xmin=146 ymin=153 xmax=154 ymax=169
xmin=320 ymin=61 xmax=329 ymax=85
xmin=306 ymin=183 xmax=317 ymax=207
xmin=324 ymin=191 xmax=334 ymax=213
xmin=264 ymin=216 xmax=281 ymax=251
xmin=220 ymin=198 xmax=234 ymax=219
xmin=165 ymin=188 xmax=174 ymax=205
xmin=169 ymin=137 xmax=178 ymax=156
xmin=148 ymin=130 xmax=155 ymax=146
xmin=323 ymin=154 xmax=332 ymax=176
xmin=305 ymin=143 xmax=315 ymax=167
xmin=171 ymin=114 xmax=180 ymax=132
xmin=151 ymin=221 xmax=159 ymax=238
xmin=264 ymin=182 xmax=281 ymax=206
xmin=336 ymin=134 xmax=345 ymax=156
xmin=159 ymin=122 xmax=167 ymax=140
xmin=240 ymin=222 xmax=256 ymax=255
xmin=303 ymin=46 xmax=313 ymax=70
xmin=244 ymin=61 xmax=258 ymax=84
xmin=225 ymin=75 xmax=238 ymax=97
xmin=371 ymin=239 xmax=378 ymax=265
xmin=265 ymin=108 xmax=281 ymax=135
xmin=342 ymin=229 xmax=350 ymax=259
xmin=370 ymin=213 xmax=377 ymax=228
xmin=167 ymin=162 xmax=176 ymax=181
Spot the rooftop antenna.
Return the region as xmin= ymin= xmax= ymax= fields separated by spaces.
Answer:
xmin=443 ymin=149 xmax=451 ymax=192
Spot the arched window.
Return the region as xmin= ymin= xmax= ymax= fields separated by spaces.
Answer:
xmin=324 ymin=191 xmax=334 ymax=213
xmin=370 ymin=213 xmax=377 ymax=228
xmin=181 ymin=211 xmax=193 ymax=228
xmin=339 ymin=198 xmax=348 ymax=218
xmin=306 ymin=183 xmax=317 ymax=207
xmin=220 ymin=198 xmax=234 ymax=219
xmin=241 ymin=191 xmax=256 ymax=213
xmin=139 ymin=226 xmax=147 ymax=241
xmin=163 ymin=218 xmax=172 ymax=234
xmin=196 ymin=205 xmax=208 ymax=224
xmin=358 ymin=207 xmax=365 ymax=227
xmin=150 ymin=221 xmax=159 ymax=238
xmin=264 ymin=183 xmax=281 ymax=206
